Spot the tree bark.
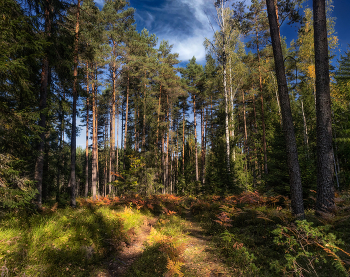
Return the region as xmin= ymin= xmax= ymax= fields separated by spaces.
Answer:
xmin=92 ymin=68 xmax=97 ymax=201
xmin=201 ymin=107 xmax=205 ymax=185
xmin=255 ymin=27 xmax=268 ymax=175
xmin=193 ymin=95 xmax=199 ymax=182
xmin=182 ymin=101 xmax=185 ymax=177
xmin=34 ymin=1 xmax=51 ymax=208
xmin=221 ymin=3 xmax=231 ymax=177
xmin=266 ymin=0 xmax=305 ymax=218
xmin=110 ymin=42 xmax=116 ymax=187
xmin=124 ymin=74 xmax=129 ymax=151
xmin=313 ymin=0 xmax=334 ymax=213
xmin=70 ymin=0 xmax=80 ymax=207
xmin=85 ymin=63 xmax=89 ymax=198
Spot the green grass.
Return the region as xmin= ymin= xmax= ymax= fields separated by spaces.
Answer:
xmin=1 ymin=192 xmax=350 ymax=276
xmin=0 ymin=205 xmax=144 ymax=277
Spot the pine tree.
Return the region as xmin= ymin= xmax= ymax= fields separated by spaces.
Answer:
xmin=266 ymin=0 xmax=305 ymax=218
xmin=313 ymin=0 xmax=335 ymax=213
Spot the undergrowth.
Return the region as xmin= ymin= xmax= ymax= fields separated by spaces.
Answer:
xmin=0 ymin=202 xmax=145 ymax=276
xmin=1 ymin=191 xmax=350 ymax=276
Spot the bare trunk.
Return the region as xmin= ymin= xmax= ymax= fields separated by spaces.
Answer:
xmin=256 ymin=30 xmax=268 ymax=175
xmin=166 ymin=97 xmax=170 ymax=193
xmin=313 ymin=0 xmax=334 ymax=212
xmin=301 ymin=99 xmax=309 ymax=158
xmin=124 ymin=74 xmax=129 ymax=150
xmin=201 ymin=107 xmax=205 ymax=185
xmin=110 ymin=42 xmax=116 ymax=190
xmin=92 ymin=68 xmax=97 ymax=201
xmin=222 ymin=24 xmax=230 ymax=176
xmin=142 ymin=79 xmax=146 ymax=151
xmin=182 ymin=102 xmax=185 ymax=177
xmin=156 ymin=85 xmax=162 ymax=146
xmin=242 ymin=91 xmax=248 ymax=154
xmin=85 ymin=63 xmax=89 ymax=198
xmin=35 ymin=1 xmax=51 ymax=207
xmin=229 ymin=59 xmax=236 ymax=162
xmin=266 ymin=0 xmax=305 ymax=218
xmin=193 ymin=96 xmax=199 ymax=182
xmin=70 ymin=0 xmax=80 ymax=207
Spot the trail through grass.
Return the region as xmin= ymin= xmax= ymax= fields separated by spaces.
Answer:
xmin=1 ymin=192 xmax=350 ymax=276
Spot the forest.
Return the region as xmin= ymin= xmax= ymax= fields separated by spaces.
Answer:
xmin=1 ymin=0 xmax=350 ymax=276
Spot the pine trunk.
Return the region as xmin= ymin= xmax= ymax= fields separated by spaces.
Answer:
xmin=92 ymin=68 xmax=97 ymax=201
xmin=256 ymin=32 xmax=268 ymax=175
xmin=313 ymin=0 xmax=334 ymax=213
xmin=34 ymin=2 xmax=51 ymax=208
xmin=266 ymin=0 xmax=305 ymax=218
xmin=85 ymin=64 xmax=89 ymax=198
xmin=70 ymin=0 xmax=80 ymax=207
xmin=193 ymin=96 xmax=199 ymax=182
xmin=124 ymin=74 xmax=129 ymax=151
xmin=110 ymin=42 xmax=116 ymax=187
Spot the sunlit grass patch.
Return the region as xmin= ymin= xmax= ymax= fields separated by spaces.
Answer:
xmin=117 ymin=205 xmax=146 ymax=232
xmin=125 ymin=214 xmax=187 ymax=277
xmin=0 ymin=206 xmax=126 ymax=276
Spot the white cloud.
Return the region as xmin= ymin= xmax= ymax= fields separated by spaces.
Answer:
xmin=170 ymin=35 xmax=207 ymax=62
xmin=151 ymin=0 xmax=217 ymax=63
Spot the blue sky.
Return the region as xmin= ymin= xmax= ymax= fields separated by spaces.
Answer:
xmin=117 ymin=0 xmax=350 ymax=64
xmin=77 ymin=0 xmax=350 ymax=148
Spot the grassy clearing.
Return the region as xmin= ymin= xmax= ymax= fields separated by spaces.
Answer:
xmin=0 ymin=201 xmax=146 ymax=277
xmin=1 ymin=192 xmax=350 ymax=276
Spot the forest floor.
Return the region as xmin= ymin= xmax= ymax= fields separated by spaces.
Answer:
xmin=1 ymin=192 xmax=350 ymax=276
xmin=101 ymin=210 xmax=235 ymax=277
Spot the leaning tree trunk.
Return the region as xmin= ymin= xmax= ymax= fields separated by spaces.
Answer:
xmin=266 ymin=0 xmax=305 ymax=218
xmin=313 ymin=0 xmax=334 ymax=213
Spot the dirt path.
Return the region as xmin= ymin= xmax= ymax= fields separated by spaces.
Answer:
xmin=100 ymin=213 xmax=233 ymax=276
xmin=181 ymin=214 xmax=235 ymax=277
xmin=102 ymin=216 xmax=158 ymax=276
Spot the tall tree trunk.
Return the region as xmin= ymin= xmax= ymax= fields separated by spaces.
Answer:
xmin=156 ymin=85 xmax=162 ymax=147
xmin=116 ymin=93 xmax=119 ymax=180
xmin=142 ymin=77 xmax=147 ymax=151
xmin=252 ymin=95 xmax=259 ymax=185
xmin=242 ymin=91 xmax=249 ymax=178
xmin=124 ymin=74 xmax=129 ymax=151
xmin=165 ymin=96 xmax=170 ymax=193
xmin=182 ymin=102 xmax=185 ymax=177
xmin=313 ymin=0 xmax=334 ymax=213
xmin=92 ymin=68 xmax=97 ymax=201
xmin=266 ymin=0 xmax=305 ymax=218
xmin=201 ymin=107 xmax=205 ymax=185
xmin=85 ymin=64 xmax=89 ymax=198
xmin=301 ymin=99 xmax=309 ymax=158
xmin=56 ymin=102 xmax=64 ymax=202
xmin=256 ymin=29 xmax=268 ymax=175
xmin=221 ymin=3 xmax=231 ymax=177
xmin=193 ymin=95 xmax=199 ymax=182
xmin=229 ymin=59 xmax=236 ymax=162
xmin=35 ymin=1 xmax=51 ymax=208
xmin=242 ymin=91 xmax=248 ymax=155
xmin=110 ymin=42 xmax=116 ymax=188
xmin=70 ymin=0 xmax=80 ymax=207
xmin=104 ymin=118 xmax=108 ymax=197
